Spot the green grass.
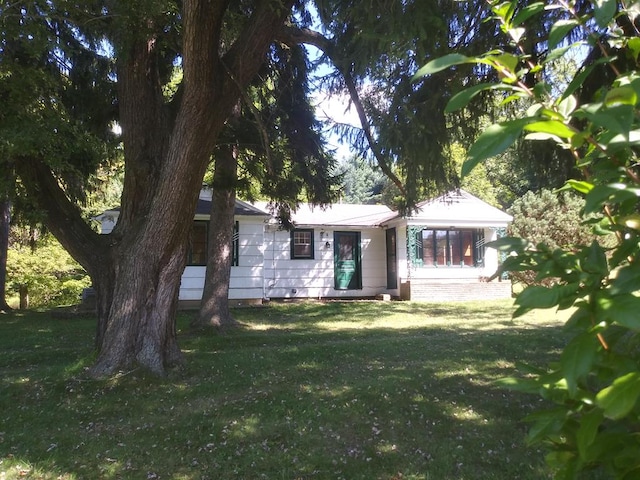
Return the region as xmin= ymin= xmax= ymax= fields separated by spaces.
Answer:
xmin=0 ymin=300 xmax=571 ymax=479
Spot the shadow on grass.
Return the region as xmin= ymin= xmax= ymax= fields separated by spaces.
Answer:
xmin=0 ymin=302 xmax=565 ymax=480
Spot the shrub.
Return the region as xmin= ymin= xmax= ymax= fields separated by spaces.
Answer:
xmin=507 ymin=189 xmax=600 ymax=287
xmin=7 ymin=235 xmax=91 ymax=308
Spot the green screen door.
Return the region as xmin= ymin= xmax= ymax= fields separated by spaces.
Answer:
xmin=334 ymin=231 xmax=362 ymax=290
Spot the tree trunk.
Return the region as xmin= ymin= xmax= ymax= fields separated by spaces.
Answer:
xmin=89 ymin=240 xmax=187 ymax=377
xmin=0 ymin=197 xmax=11 ymax=312
xmin=194 ymin=145 xmax=239 ymax=330
xmin=19 ymin=285 xmax=28 ymax=310
xmin=14 ymin=0 xmax=295 ymax=376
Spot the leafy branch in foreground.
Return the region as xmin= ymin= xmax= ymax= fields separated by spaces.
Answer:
xmin=416 ymin=0 xmax=640 ymax=478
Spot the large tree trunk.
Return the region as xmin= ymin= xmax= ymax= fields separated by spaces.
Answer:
xmin=0 ymin=197 xmax=11 ymax=312
xmin=89 ymin=241 xmax=187 ymax=376
xmin=87 ymin=0 xmax=293 ymax=376
xmin=15 ymin=0 xmax=294 ymax=377
xmin=193 ymin=145 xmax=239 ymax=330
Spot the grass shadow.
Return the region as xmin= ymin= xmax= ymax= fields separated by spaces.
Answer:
xmin=0 ymin=300 xmax=568 ymax=479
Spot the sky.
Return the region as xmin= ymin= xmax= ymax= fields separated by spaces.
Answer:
xmin=312 ymin=90 xmax=361 ymax=162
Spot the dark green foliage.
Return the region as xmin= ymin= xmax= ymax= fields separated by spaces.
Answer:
xmin=314 ymin=0 xmax=506 ymax=207
xmin=419 ymin=0 xmax=640 ymax=477
xmin=338 ymin=155 xmax=389 ymax=204
xmin=243 ymin=42 xmax=341 ymax=215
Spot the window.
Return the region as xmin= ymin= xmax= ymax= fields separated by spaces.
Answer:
xmin=187 ymin=221 xmax=241 ymax=266
xmin=418 ymin=228 xmax=484 ymax=267
xmin=187 ymin=221 xmax=208 ymax=266
xmin=291 ymin=228 xmax=314 ymax=259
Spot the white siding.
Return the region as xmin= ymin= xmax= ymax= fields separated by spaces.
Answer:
xmin=263 ymin=227 xmax=389 ymax=299
xmin=98 ymin=214 xmax=117 ymax=234
xmin=178 ymin=217 xmax=266 ymax=301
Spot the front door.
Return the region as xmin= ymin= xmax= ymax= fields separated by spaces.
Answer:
xmin=334 ymin=231 xmax=362 ymax=290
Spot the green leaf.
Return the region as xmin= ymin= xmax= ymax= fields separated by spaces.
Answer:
xmin=577 ymin=409 xmax=604 ymax=460
xmin=584 ymin=184 xmax=640 ymax=214
xmin=485 ymin=236 xmax=529 ymax=252
xmin=604 ymin=86 xmax=638 ymax=107
xmin=445 ymin=83 xmax=505 ymax=113
xmin=524 ymin=120 xmax=576 ymax=139
xmin=486 ymin=52 xmax=519 ymax=76
xmin=412 ymin=53 xmax=472 ymax=80
xmin=610 ymin=263 xmax=640 ymax=295
xmin=543 ymin=43 xmax=580 ymax=65
xmin=463 ymin=119 xmax=528 ymax=177
xmin=512 ymin=2 xmax=545 ymax=26
xmin=514 ymin=285 xmax=560 ymax=317
xmin=549 ymin=19 xmax=579 ymax=49
xmin=597 ymin=294 xmax=640 ymax=330
xmin=566 ymin=179 xmax=593 ymax=194
xmin=596 ymin=372 xmax=640 ymax=419
xmin=495 ymin=376 xmax=542 ymax=394
xmin=628 ymin=37 xmax=640 ymax=62
xmin=583 ymin=241 xmax=608 ymax=275
xmin=507 ymin=27 xmax=525 ymax=43
xmin=524 ymin=407 xmax=567 ymax=445
xmin=594 ymin=0 xmax=617 ymax=28
xmin=524 ymin=132 xmax=564 ymax=144
xmin=492 ymin=1 xmax=515 ymax=22
xmin=561 ymin=333 xmax=598 ymax=396
xmin=608 ymin=129 xmax=640 ymax=149
xmin=557 ymin=95 xmax=578 ymax=119
xmin=576 ymin=103 xmax=635 ymax=135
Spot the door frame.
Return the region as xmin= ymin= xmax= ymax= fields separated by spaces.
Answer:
xmin=386 ymin=228 xmax=398 ymax=289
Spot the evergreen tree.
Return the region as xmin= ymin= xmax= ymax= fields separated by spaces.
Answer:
xmin=339 ymin=156 xmax=387 ymax=205
xmin=3 ymin=0 xmax=590 ymax=376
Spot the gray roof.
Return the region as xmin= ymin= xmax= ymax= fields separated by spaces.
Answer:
xmin=97 ymin=190 xmax=510 ymax=228
xmin=195 ymin=198 xmax=268 ymax=216
xmin=101 ymin=198 xmax=268 ymax=218
xmin=252 ymin=201 xmax=394 ymax=227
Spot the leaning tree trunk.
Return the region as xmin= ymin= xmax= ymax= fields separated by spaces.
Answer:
xmin=193 ymin=145 xmax=239 ymax=330
xmin=87 ymin=0 xmax=292 ymax=375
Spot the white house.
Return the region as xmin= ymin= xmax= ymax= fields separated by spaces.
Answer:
xmin=96 ymin=189 xmax=512 ymax=305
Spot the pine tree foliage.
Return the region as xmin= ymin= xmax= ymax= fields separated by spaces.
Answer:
xmin=1 ymin=0 xmax=614 ymax=376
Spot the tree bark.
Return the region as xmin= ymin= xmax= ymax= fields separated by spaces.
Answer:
xmin=0 ymin=197 xmax=11 ymax=312
xmin=14 ymin=0 xmax=295 ymax=377
xmin=19 ymin=285 xmax=28 ymax=310
xmin=89 ymin=240 xmax=187 ymax=376
xmin=194 ymin=145 xmax=239 ymax=330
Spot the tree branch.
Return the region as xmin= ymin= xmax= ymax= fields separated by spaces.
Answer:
xmin=14 ymin=157 xmax=109 ymax=277
xmin=222 ymin=1 xmax=297 ymax=100
xmin=276 ymin=26 xmax=407 ymax=196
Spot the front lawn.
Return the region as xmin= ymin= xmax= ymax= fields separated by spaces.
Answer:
xmin=0 ymin=300 xmax=569 ymax=479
